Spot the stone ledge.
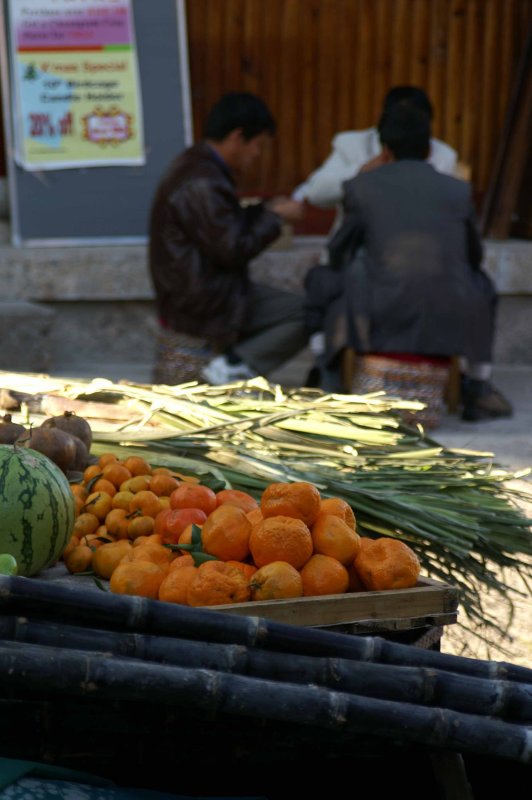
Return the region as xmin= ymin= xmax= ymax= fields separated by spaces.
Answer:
xmin=0 ymin=230 xmax=530 ymax=300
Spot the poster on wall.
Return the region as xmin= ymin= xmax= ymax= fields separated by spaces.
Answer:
xmin=8 ymin=0 xmax=145 ymax=170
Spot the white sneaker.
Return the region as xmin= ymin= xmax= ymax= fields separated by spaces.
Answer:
xmin=201 ymin=355 xmax=257 ymax=385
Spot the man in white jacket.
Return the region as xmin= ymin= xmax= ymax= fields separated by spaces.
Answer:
xmin=293 ymin=86 xmax=458 ymax=209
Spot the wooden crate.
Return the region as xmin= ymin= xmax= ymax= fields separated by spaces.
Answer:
xmin=211 ymin=576 xmax=459 ymax=636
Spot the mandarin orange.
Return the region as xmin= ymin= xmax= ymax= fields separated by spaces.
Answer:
xmin=201 ymin=504 xmax=251 ymax=562
xmin=250 ymin=561 xmax=303 ymax=601
xmin=311 ymin=513 xmax=360 ymax=565
xmin=353 ymin=537 xmax=421 ymax=591
xmin=300 ymin=554 xmax=349 ymax=597
xmin=261 ymin=481 xmax=321 ymax=526
xmin=249 ymin=515 xmax=313 ymax=569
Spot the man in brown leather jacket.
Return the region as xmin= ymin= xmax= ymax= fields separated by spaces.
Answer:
xmin=149 ymin=92 xmax=305 ymax=385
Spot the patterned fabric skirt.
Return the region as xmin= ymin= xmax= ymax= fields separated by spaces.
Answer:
xmin=350 ymin=354 xmax=451 ymax=429
xmin=152 ymin=327 xmax=214 ymax=386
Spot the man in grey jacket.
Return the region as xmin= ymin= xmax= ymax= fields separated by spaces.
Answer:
xmin=309 ymin=104 xmax=509 ymax=420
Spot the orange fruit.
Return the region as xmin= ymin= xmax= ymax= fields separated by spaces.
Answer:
xmin=300 ymin=554 xmax=349 ymax=597
xmin=104 ymin=508 xmax=130 ymax=539
xmin=120 ymin=475 xmax=152 ymax=494
xmin=98 ymin=453 xmax=119 ymax=469
xmin=149 ymin=472 xmax=180 ymax=497
xmin=73 ymin=496 xmax=85 ymax=516
xmin=249 ymin=516 xmax=313 ymax=569
xmin=128 ymin=490 xmax=161 ymax=518
xmin=159 ymin=564 xmax=198 ymax=604
xmin=121 ymin=542 xmax=173 ymax=568
xmin=246 ymin=507 xmax=263 ymax=528
xmin=91 ymin=478 xmax=117 ymax=498
xmin=319 ymin=497 xmax=357 ymax=530
xmin=71 ymin=483 xmax=88 ymax=501
xmin=110 ymin=560 xmax=166 ymax=599
xmin=112 ymin=490 xmax=135 ymax=511
xmin=215 ymin=489 xmax=258 ymax=514
xmin=226 ymin=560 xmax=257 ymax=580
xmin=64 ymin=544 xmax=93 ymax=574
xmin=102 ymin=462 xmax=132 ymax=489
xmin=169 ymin=553 xmax=195 ymax=570
xmin=83 ymin=464 xmax=102 ymax=483
xmin=127 ymin=515 xmax=155 ymax=540
xmin=250 ymin=561 xmax=303 ymax=601
xmin=353 ymin=537 xmax=421 ymax=591
xmin=73 ymin=512 xmax=100 ymax=538
xmin=261 ymin=481 xmax=321 ymax=526
xmin=155 ymin=507 xmax=207 ymax=545
xmin=169 ymin=484 xmax=217 ymax=515
xmin=311 ymin=513 xmax=361 ymax=565
xmin=92 ymin=539 xmax=132 ymax=579
xmin=62 ymin=535 xmax=79 ymax=559
xmin=187 ymin=561 xmax=250 ymax=607
xmin=122 ymin=456 xmax=152 ymax=476
xmin=201 ymin=505 xmax=252 ymax=562
xmin=82 ymin=491 xmax=113 ymax=521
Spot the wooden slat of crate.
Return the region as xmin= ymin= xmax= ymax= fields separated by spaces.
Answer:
xmin=210 ymin=577 xmax=459 ymax=628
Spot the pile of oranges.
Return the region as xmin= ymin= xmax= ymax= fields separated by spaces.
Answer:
xmin=63 ymin=452 xmax=421 ymax=606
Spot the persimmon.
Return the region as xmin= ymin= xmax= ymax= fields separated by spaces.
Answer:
xmin=187 ymin=561 xmax=250 ymax=607
xmin=250 ymin=561 xmax=303 ymax=601
xmin=300 ymin=554 xmax=349 ymax=597
xmin=250 ymin=516 xmax=313 ymax=569
xmin=158 ymin=565 xmax=198 ymax=604
xmin=110 ymin=560 xmax=166 ymax=599
xmin=201 ymin=504 xmax=251 ymax=562
xmin=261 ymin=481 xmax=321 ymax=527
xmin=311 ymin=513 xmax=360 ymax=565
xmin=215 ymin=489 xmax=258 ymax=514
xmin=353 ymin=537 xmax=421 ymax=591
xmin=169 ymin=484 xmax=217 ymax=515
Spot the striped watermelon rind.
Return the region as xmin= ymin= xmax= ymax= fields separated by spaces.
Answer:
xmin=0 ymin=445 xmax=75 ymax=577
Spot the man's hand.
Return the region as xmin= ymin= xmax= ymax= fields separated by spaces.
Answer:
xmin=268 ymin=197 xmax=305 ymax=222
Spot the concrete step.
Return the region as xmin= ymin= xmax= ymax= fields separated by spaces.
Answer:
xmin=0 ymin=223 xmax=530 ymax=370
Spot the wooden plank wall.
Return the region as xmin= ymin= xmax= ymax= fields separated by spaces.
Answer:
xmin=185 ymin=0 xmax=531 ymax=200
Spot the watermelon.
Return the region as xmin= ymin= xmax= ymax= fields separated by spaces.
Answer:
xmin=0 ymin=445 xmax=75 ymax=577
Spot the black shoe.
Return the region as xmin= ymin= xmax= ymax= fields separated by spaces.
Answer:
xmin=461 ymin=378 xmax=513 ymax=421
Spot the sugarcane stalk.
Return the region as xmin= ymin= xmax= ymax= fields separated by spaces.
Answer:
xmin=0 ymin=639 xmax=530 ymax=764
xmin=1 ymin=576 xmax=531 ymax=684
xmin=1 ymin=614 xmax=530 ymax=723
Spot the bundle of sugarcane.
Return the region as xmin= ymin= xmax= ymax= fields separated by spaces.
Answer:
xmin=3 ymin=372 xmax=532 ymax=648
xmin=0 ymin=575 xmax=530 ymax=771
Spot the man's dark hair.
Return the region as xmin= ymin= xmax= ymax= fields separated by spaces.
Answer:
xmin=378 ymin=104 xmax=431 ymax=160
xmin=204 ymin=92 xmax=276 ymax=141
xmin=382 ymin=86 xmax=433 ymax=119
